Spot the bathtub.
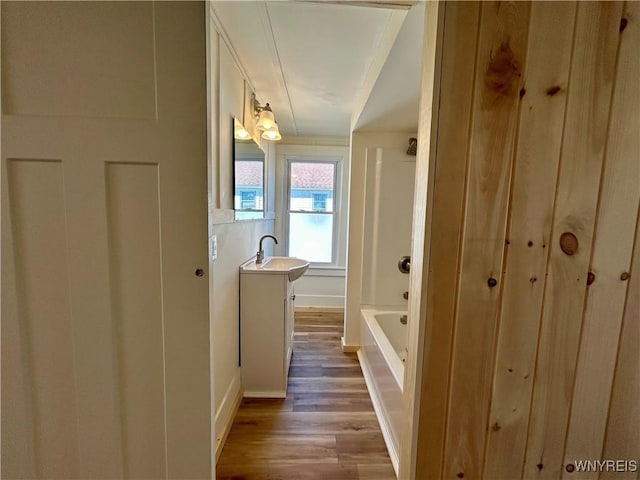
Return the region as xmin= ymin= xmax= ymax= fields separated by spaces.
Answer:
xmin=359 ymin=308 xmax=407 ymax=476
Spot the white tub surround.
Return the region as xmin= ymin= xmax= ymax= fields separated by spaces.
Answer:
xmin=345 ymin=134 xmax=416 ymax=350
xmin=358 ymin=308 xmax=407 ymax=476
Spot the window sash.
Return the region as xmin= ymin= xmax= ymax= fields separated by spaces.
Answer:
xmin=285 ymin=158 xmax=339 ymax=265
xmin=288 ymin=209 xmax=334 ymax=215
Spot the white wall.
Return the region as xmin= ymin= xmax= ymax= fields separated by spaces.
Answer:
xmin=207 ymin=9 xmax=276 ymax=455
xmin=210 ymin=220 xmax=273 ymax=444
xmin=274 ymin=140 xmax=349 ymax=308
xmin=344 ymin=132 xmax=416 ymax=347
xmin=293 ymin=270 xmax=346 ymax=308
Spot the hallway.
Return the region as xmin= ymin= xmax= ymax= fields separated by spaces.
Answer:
xmin=217 ymin=311 xmax=396 ymax=479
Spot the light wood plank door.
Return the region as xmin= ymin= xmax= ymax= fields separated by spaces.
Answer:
xmin=1 ymin=2 xmax=211 ymax=479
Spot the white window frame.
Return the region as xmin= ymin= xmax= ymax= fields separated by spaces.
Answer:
xmin=285 ymin=156 xmax=341 ymax=266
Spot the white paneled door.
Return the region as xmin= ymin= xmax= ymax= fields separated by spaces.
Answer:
xmin=1 ymin=2 xmax=211 ymax=479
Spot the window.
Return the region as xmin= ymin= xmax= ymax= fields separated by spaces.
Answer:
xmin=287 ymin=160 xmax=337 ymax=263
xmin=234 ymin=159 xmax=264 ymax=220
xmin=240 ymin=190 xmax=257 ymax=209
xmin=312 ymin=193 xmax=328 ymax=211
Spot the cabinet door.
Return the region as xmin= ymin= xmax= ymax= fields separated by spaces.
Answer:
xmin=284 ymin=283 xmax=295 ymax=374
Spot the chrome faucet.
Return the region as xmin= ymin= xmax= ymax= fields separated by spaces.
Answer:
xmin=256 ymin=234 xmax=278 ymax=264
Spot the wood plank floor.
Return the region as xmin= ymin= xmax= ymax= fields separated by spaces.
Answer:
xmin=217 ymin=310 xmax=396 ymax=480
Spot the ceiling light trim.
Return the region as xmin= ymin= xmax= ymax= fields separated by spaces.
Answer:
xmin=262 ymin=2 xmax=299 ymax=136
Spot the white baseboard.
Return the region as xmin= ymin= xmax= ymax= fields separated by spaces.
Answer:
xmin=215 ymin=372 xmax=242 ymax=462
xmin=341 ymin=336 xmax=359 ymax=353
xmin=358 ymin=350 xmax=399 ymax=477
xmin=294 ymin=294 xmax=345 ymax=308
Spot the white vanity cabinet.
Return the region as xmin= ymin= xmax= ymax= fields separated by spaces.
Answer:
xmin=240 ymin=271 xmax=296 ymax=398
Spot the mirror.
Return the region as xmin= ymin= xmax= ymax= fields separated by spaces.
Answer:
xmin=233 ymin=118 xmax=265 ymax=220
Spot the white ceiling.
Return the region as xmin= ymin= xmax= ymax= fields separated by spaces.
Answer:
xmin=353 ymin=1 xmax=424 ymax=132
xmin=210 ymin=1 xmax=424 ymax=137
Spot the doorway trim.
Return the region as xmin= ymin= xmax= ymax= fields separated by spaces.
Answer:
xmin=399 ymin=2 xmax=445 ymax=478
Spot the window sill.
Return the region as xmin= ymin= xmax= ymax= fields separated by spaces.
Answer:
xmin=211 ymin=209 xmax=275 ymax=225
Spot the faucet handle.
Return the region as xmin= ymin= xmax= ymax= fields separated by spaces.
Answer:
xmin=257 ymin=235 xmax=279 ymax=264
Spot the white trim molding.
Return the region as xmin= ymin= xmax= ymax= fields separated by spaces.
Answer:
xmin=341 ymin=337 xmax=360 ymax=353
xmin=214 ymin=371 xmax=242 ymax=462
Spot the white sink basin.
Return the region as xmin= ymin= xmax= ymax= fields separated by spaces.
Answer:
xmin=240 ymin=256 xmax=310 ymax=282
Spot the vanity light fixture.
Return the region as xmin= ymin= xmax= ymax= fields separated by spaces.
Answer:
xmin=261 ymin=122 xmax=282 ymax=141
xmin=256 ymin=104 xmax=275 ymax=131
xmin=253 ymin=94 xmax=276 ymax=131
xmin=234 ymin=124 xmax=251 ymax=140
